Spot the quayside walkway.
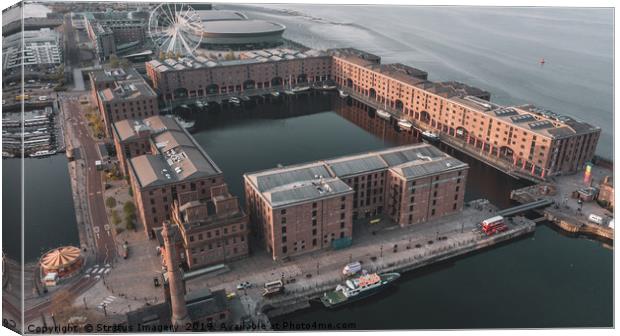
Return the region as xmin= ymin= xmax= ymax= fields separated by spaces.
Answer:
xmin=183 ymin=199 xmax=536 ymax=320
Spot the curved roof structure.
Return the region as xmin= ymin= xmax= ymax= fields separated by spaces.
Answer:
xmin=201 ymin=20 xmax=285 ymax=37
xmin=40 ymin=246 xmax=82 ymax=270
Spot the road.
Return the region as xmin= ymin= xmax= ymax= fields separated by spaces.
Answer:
xmin=61 ymin=94 xmax=117 ymax=265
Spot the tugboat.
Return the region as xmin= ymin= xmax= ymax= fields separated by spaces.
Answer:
xmin=421 ymin=131 xmax=440 ymax=143
xmin=320 ymin=272 xmax=400 ymax=308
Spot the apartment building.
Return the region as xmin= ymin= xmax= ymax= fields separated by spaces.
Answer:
xmin=244 ymin=144 xmax=468 ymax=260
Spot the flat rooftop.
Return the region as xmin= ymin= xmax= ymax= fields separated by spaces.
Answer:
xmin=147 ymin=48 xmax=327 ymax=72
xmin=89 ymin=67 xmax=142 ymax=84
xmin=98 ymin=82 xmax=157 ymax=102
xmin=125 ymin=116 xmax=222 ymax=189
xmin=245 ymin=144 xmax=467 ymax=208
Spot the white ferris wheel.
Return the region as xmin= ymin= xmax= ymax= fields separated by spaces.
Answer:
xmin=148 ymin=3 xmax=204 ymax=57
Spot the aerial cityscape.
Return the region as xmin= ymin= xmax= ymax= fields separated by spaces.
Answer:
xmin=1 ymin=1 xmax=614 ymax=333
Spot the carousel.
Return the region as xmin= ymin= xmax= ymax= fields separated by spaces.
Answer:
xmin=39 ymin=246 xmax=84 ymax=286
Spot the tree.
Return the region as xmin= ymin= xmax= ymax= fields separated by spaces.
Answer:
xmin=123 ymin=201 xmax=135 ymax=215
xmin=124 ymin=213 xmax=135 ymax=230
xmin=105 ymin=197 xmax=117 ymax=208
xmin=111 ymin=209 xmax=121 ymax=226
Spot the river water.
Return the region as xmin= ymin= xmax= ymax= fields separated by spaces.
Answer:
xmin=221 ymin=4 xmax=614 ymax=160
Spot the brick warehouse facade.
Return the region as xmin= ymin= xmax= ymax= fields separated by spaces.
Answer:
xmin=145 ymin=48 xmax=332 ymax=102
xmin=328 ymin=48 xmax=600 ymax=179
xmin=244 ymin=144 xmax=468 ymax=261
xmin=145 ymin=47 xmax=600 ymax=180
xmin=89 ymin=67 xmax=159 ymax=136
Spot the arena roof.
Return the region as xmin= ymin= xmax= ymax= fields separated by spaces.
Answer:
xmin=201 ymin=19 xmax=285 ymax=36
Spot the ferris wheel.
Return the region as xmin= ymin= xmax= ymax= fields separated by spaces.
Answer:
xmin=148 ymin=3 xmax=204 ymax=56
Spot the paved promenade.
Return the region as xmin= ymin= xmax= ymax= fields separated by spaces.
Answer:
xmin=182 ymin=200 xmax=534 ymax=319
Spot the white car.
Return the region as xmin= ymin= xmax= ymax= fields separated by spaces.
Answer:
xmin=236 ymin=281 xmax=252 ymax=290
xmin=38 ymin=96 xmax=48 ymax=101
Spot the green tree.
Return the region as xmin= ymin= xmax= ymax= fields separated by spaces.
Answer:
xmin=124 ymin=213 xmax=135 ymax=230
xmin=123 ymin=201 xmax=136 ymax=215
xmin=105 ymin=197 xmax=117 ymax=208
xmin=111 ymin=209 xmax=121 ymax=226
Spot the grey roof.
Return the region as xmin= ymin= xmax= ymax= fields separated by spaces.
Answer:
xmin=202 ymin=20 xmax=285 ymax=35
xmin=393 ymin=158 xmax=468 ymax=179
xmin=327 ymin=155 xmax=387 ymax=177
xmin=245 ymin=144 xmax=466 ymax=208
xmin=380 ymin=145 xmax=443 ymax=166
xmin=255 ymin=164 xmax=332 ymax=192
xmin=268 ymin=178 xmax=353 ymax=208
xmin=127 ymin=116 xmax=222 ymax=189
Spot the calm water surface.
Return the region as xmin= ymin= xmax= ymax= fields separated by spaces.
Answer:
xmin=223 ymin=4 xmax=613 ymax=159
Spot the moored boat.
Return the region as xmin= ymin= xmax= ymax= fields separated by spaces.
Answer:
xmin=398 ymin=119 xmax=413 ymax=130
xmin=292 ymin=85 xmax=311 ymax=93
xmin=376 ymin=109 xmax=391 ymax=120
xmin=338 ymin=89 xmax=349 ymax=98
xmin=167 ymin=115 xmax=196 ymax=130
xmin=29 ymin=149 xmax=57 ymax=158
xmin=320 ymin=272 xmax=400 ymax=308
xmin=421 ymin=131 xmax=440 ymax=143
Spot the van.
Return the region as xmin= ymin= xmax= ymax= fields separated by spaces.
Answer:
xmin=588 ymin=214 xmax=604 ymax=225
xmin=263 ymin=280 xmax=284 ymax=297
xmin=342 ymin=261 xmax=362 ymax=276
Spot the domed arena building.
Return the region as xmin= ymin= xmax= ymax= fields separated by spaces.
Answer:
xmin=196 ymin=9 xmax=285 ymax=49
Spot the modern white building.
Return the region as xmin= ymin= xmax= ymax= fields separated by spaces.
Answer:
xmin=2 ymin=28 xmax=63 ymax=70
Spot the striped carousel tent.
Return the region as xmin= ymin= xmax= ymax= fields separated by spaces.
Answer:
xmin=40 ymin=246 xmax=84 ymax=278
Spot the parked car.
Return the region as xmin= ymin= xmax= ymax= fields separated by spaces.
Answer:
xmin=236 ymin=281 xmax=252 ymax=290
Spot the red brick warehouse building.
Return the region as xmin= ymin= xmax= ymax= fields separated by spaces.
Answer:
xmin=328 ymin=48 xmax=600 ymax=179
xmin=113 ymin=116 xmax=249 ymax=269
xmin=244 ymin=144 xmax=468 ymax=261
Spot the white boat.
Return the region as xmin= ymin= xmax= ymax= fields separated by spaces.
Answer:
xmin=338 ymin=90 xmax=349 ymax=98
xmin=376 ymin=109 xmax=391 ymax=120
xmin=320 ymin=84 xmax=337 ymax=91
xmin=167 ymin=115 xmax=196 ymax=130
xmin=229 ymin=97 xmax=241 ymax=104
xmin=2 ymin=151 xmax=14 ymax=158
xmin=292 ymin=85 xmax=311 ymax=93
xmin=421 ymin=131 xmax=440 ymax=143
xmin=271 ymin=91 xmax=280 ymax=97
xmin=30 ymin=149 xmax=56 ymax=158
xmin=398 ymin=119 xmax=413 ymax=130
